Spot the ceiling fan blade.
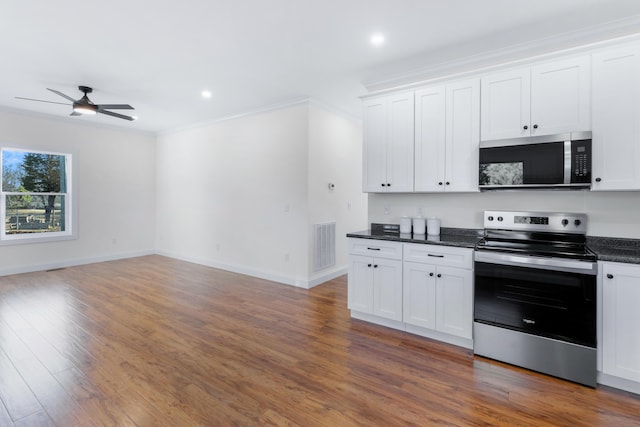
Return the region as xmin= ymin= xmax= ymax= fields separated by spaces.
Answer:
xmin=97 ymin=109 xmax=135 ymax=121
xmin=47 ymin=88 xmax=77 ymax=103
xmin=97 ymin=104 xmax=134 ymax=110
xmin=15 ymin=96 xmax=71 ymax=106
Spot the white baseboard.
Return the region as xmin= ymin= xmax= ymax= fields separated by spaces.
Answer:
xmin=598 ymin=372 xmax=640 ymax=395
xmin=307 ymin=266 xmax=347 ymax=288
xmin=0 ymin=248 xmax=347 ymax=290
xmin=0 ymin=250 xmax=156 ymax=277
xmin=156 ymin=250 xmax=346 ymax=289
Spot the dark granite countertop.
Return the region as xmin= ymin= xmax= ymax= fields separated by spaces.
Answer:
xmin=587 ymin=236 xmax=640 ymax=264
xmin=346 ymin=227 xmax=483 ymax=249
xmin=348 ymin=227 xmax=640 ymax=264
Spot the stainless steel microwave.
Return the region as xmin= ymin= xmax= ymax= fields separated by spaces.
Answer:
xmin=479 ymin=131 xmax=592 ymax=190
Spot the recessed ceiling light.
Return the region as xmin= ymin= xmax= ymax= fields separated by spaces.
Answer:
xmin=201 ymin=90 xmax=212 ymax=99
xmin=370 ymin=33 xmax=385 ymax=46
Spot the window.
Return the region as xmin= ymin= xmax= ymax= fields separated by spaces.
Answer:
xmin=1 ymin=148 xmax=74 ymax=243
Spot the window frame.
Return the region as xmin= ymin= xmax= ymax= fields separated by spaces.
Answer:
xmin=1 ymin=147 xmax=77 ymax=245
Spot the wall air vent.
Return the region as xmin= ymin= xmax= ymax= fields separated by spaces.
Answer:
xmin=313 ymin=222 xmax=336 ymax=272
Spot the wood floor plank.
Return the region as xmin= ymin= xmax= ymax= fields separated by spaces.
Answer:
xmin=0 ymin=254 xmax=638 ymax=426
xmin=0 ymin=399 xmax=16 ymax=427
xmin=0 ymin=349 xmax=42 ymax=422
xmin=12 ymin=410 xmax=55 ymax=427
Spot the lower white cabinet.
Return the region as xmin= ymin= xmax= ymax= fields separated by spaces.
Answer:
xmin=348 ymin=239 xmax=403 ymax=322
xmin=403 ymin=245 xmax=473 ymax=340
xmin=347 ymin=238 xmax=474 ymax=348
xmin=600 ymin=261 xmax=640 ymax=392
xmin=348 ymin=255 xmax=403 ymax=321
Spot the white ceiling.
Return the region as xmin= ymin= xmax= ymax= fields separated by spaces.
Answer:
xmin=2 ymin=0 xmax=640 ymax=133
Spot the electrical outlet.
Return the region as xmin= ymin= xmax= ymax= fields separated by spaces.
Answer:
xmin=384 ymin=205 xmax=390 ymax=215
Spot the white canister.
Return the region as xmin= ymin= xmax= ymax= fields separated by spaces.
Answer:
xmin=412 ymin=216 xmax=426 ymax=235
xmin=427 ymin=218 xmax=441 ymax=236
xmin=400 ymin=216 xmax=412 ymax=234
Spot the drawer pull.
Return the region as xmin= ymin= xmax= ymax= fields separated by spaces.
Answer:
xmin=607 ymin=273 xmax=614 ymax=279
xmin=428 ymin=254 xmax=444 ymax=258
xmin=367 ymin=247 xmax=381 ymax=251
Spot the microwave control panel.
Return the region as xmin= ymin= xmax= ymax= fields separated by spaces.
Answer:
xmin=572 ymin=141 xmax=591 ymax=182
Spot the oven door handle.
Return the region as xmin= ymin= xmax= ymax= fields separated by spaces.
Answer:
xmin=474 ymin=251 xmax=597 ymax=275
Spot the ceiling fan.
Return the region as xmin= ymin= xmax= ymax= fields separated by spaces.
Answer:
xmin=16 ymin=85 xmax=136 ymax=121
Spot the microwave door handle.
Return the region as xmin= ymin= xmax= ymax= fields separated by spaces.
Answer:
xmin=564 ymin=140 xmax=571 ymax=185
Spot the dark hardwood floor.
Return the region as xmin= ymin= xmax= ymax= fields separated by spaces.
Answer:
xmin=0 ymin=255 xmax=638 ymax=426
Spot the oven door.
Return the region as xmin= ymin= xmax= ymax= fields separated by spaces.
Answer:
xmin=474 ymin=251 xmax=597 ymax=348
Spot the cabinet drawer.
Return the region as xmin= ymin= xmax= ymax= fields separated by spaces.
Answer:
xmin=348 ymin=238 xmax=403 ymax=260
xmin=403 ymin=243 xmax=473 ymax=269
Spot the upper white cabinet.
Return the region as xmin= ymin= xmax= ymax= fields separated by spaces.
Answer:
xmin=414 ymin=79 xmax=480 ymax=192
xmin=601 ymin=262 xmax=640 ymax=387
xmin=362 ymin=92 xmax=414 ymax=193
xmin=480 ymin=68 xmax=530 ymax=141
xmin=481 ymin=56 xmax=591 ymax=140
xmin=592 ymin=44 xmax=640 ymax=190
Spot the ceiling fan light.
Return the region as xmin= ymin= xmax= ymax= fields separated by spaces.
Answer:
xmin=73 ymin=103 xmax=97 ymax=115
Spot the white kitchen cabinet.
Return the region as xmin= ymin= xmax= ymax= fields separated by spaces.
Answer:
xmin=414 ymin=79 xmax=479 ymax=192
xmin=362 ymin=92 xmax=414 ymax=193
xmin=592 ymin=44 xmax=640 ymax=190
xmin=600 ymin=261 xmax=640 ymax=389
xmin=402 ymin=244 xmax=473 ymax=340
xmin=480 ymin=68 xmax=530 ymax=141
xmin=403 ymin=261 xmax=437 ymax=329
xmin=347 ymin=239 xmax=403 ymax=321
xmin=414 ymin=85 xmax=445 ymax=192
xmin=480 ymin=56 xmax=591 ymax=140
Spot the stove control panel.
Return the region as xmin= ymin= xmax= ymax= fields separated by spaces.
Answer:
xmin=484 ymin=211 xmax=588 ymax=234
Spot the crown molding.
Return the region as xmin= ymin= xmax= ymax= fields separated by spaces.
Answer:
xmin=157 ymin=97 xmax=312 ymax=136
xmin=363 ymin=15 xmax=640 ymax=93
xmin=159 ymin=96 xmax=361 ymax=136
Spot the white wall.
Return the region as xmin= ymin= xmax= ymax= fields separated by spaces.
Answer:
xmin=307 ymin=104 xmax=367 ymax=283
xmin=0 ymin=109 xmax=157 ymax=275
xmin=156 ymin=104 xmax=311 ymax=286
xmin=156 ymin=102 xmax=368 ymax=288
xmin=369 ymin=191 xmax=640 ymax=238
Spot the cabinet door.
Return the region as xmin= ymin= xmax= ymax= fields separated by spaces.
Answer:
xmin=445 ymin=79 xmax=480 ymax=192
xmin=362 ymin=97 xmax=388 ymax=192
xmin=403 ymin=261 xmax=437 ymax=329
xmin=372 ymin=258 xmax=403 ymax=321
xmin=435 ymin=266 xmax=473 ymax=339
xmin=592 ymin=45 xmax=640 ymax=190
xmin=480 ymin=68 xmax=531 ymax=140
xmin=602 ymin=262 xmax=640 ymax=382
xmin=530 ymin=56 xmax=591 ymax=136
xmin=386 ymin=92 xmax=415 ymax=192
xmin=414 ymin=86 xmax=446 ymax=192
xmin=348 ymin=255 xmax=374 ymax=313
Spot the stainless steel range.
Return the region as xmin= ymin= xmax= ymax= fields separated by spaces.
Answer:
xmin=473 ymin=210 xmax=598 ymax=387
